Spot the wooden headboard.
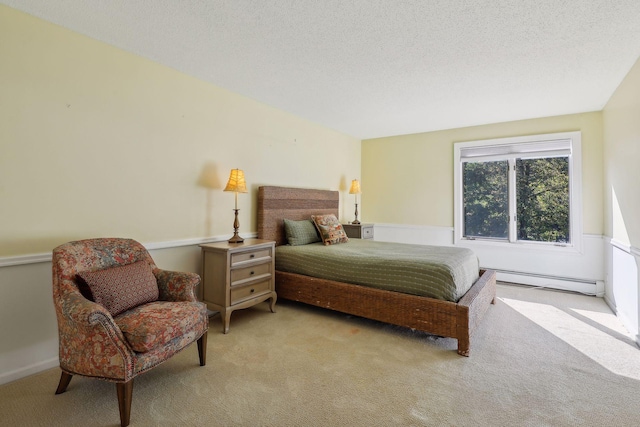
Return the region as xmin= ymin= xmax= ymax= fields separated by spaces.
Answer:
xmin=257 ymin=186 xmax=339 ymax=246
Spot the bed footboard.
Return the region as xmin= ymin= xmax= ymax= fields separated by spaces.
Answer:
xmin=275 ymin=269 xmax=496 ymax=356
xmin=455 ymin=269 xmax=497 ymax=356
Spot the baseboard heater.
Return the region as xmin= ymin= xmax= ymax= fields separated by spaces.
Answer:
xmin=488 ymin=268 xmax=604 ymax=297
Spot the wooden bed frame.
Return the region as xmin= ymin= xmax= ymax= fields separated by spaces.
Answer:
xmin=257 ymin=185 xmax=496 ymax=356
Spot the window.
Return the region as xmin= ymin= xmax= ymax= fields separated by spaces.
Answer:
xmin=454 ymin=132 xmax=582 ymax=250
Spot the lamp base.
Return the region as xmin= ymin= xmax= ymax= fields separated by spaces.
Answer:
xmin=228 ymin=208 xmax=244 ymax=243
xmin=228 ymin=233 xmax=244 ymax=244
xmin=352 ymin=202 xmax=360 ymax=225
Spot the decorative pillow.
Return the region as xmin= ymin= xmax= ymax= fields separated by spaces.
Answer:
xmin=77 ymin=261 xmax=159 ymax=316
xmin=311 ymin=214 xmax=349 ymax=246
xmin=283 ymin=218 xmax=321 ymax=246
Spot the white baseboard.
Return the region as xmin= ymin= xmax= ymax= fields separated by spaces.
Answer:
xmin=0 ymin=357 xmax=59 ymax=386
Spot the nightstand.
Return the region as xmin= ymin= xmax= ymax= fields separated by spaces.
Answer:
xmin=200 ymin=239 xmax=277 ymax=333
xmin=342 ymin=223 xmax=374 ymax=239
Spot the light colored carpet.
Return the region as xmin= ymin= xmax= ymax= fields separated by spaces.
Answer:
xmin=2 ymin=283 xmax=640 ymax=426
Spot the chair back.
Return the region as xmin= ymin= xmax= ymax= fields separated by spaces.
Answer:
xmin=52 ymin=238 xmax=155 ymax=302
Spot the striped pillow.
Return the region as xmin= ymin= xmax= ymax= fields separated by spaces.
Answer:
xmin=78 ymin=261 xmax=159 ymax=316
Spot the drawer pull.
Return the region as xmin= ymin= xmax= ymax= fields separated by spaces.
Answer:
xmin=250 ymin=254 xmax=255 ymax=259
xmin=250 ymin=288 xmax=255 ymax=293
xmin=250 ymin=271 xmax=255 ymax=275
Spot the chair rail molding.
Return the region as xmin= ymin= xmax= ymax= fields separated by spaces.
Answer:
xmin=0 ymin=233 xmax=259 ymax=268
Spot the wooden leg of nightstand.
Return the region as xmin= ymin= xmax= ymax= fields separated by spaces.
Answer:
xmin=222 ymin=309 xmax=231 ymax=334
xmin=268 ymin=293 xmax=277 ymax=313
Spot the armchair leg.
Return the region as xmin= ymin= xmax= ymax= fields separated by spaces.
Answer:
xmin=116 ymin=380 xmax=134 ymax=427
xmin=197 ymin=333 xmax=207 ymax=366
xmin=55 ymin=371 xmax=73 ymax=394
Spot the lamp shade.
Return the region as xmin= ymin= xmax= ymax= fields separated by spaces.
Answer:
xmin=349 ymin=179 xmax=361 ymax=194
xmin=224 ymin=169 xmax=248 ymax=193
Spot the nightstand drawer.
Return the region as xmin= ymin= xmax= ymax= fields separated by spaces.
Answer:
xmin=230 ymin=262 xmax=272 ymax=284
xmin=230 ymin=279 xmax=272 ymax=305
xmin=231 ymin=248 xmax=272 ymax=266
xmin=343 ymin=223 xmax=374 ymax=239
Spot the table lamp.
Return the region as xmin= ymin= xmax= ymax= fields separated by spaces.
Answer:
xmin=349 ymin=179 xmax=361 ymax=224
xmin=224 ymin=168 xmax=248 ymax=243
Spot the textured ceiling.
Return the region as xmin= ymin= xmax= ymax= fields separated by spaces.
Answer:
xmin=4 ymin=1 xmax=640 ymax=139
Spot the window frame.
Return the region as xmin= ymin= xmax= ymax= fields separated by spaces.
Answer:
xmin=453 ymin=131 xmax=583 ymax=253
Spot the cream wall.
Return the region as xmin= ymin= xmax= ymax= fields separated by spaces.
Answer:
xmin=602 ymin=56 xmax=640 ymax=342
xmin=603 ymin=57 xmax=640 ymax=247
xmin=362 ymin=112 xmax=603 ymax=234
xmin=0 ymin=6 xmax=360 ymax=258
xmin=0 ymin=6 xmax=360 ymax=384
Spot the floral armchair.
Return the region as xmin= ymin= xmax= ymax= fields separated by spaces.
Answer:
xmin=52 ymin=238 xmax=209 ymax=427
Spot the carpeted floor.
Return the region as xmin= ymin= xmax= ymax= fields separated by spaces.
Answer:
xmin=2 ymin=283 xmax=640 ymax=426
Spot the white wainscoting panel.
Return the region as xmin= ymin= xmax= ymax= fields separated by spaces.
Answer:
xmin=605 ymin=239 xmax=640 ymax=344
xmin=374 ymin=224 xmax=604 ymax=295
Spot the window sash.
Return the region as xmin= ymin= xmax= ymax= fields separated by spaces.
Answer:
xmin=515 ymin=157 xmax=571 ymax=244
xmin=454 ymin=131 xmax=582 ymax=251
xmin=462 ymin=160 xmax=509 ymax=240
xmin=462 ymin=156 xmax=571 ymax=244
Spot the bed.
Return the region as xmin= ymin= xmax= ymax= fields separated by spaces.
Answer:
xmin=257 ymin=185 xmax=496 ymax=356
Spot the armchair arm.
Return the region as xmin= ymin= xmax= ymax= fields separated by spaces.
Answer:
xmin=56 ymin=288 xmax=134 ymax=380
xmin=154 ymin=269 xmax=200 ymax=302
xmin=59 ymin=290 xmax=112 ymax=324
xmin=58 ymin=290 xmax=128 ymax=345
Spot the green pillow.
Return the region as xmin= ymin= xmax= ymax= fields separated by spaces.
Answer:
xmin=283 ymin=219 xmax=321 ymax=246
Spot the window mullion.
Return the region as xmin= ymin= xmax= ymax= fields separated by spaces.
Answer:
xmin=508 ymin=158 xmax=517 ymax=242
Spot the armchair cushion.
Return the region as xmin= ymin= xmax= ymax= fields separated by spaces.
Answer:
xmin=114 ymin=301 xmax=208 ymax=353
xmin=78 ymin=261 xmax=159 ymax=316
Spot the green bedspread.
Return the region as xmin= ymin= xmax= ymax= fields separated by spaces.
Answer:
xmin=275 ymin=239 xmax=479 ymax=302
